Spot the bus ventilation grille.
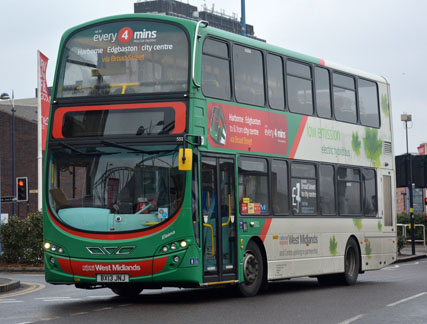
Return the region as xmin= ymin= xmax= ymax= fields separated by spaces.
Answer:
xmin=383 ymin=141 xmax=392 ymax=155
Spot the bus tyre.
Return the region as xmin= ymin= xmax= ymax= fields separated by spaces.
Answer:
xmin=317 ymin=238 xmax=360 ymax=286
xmin=238 ymin=241 xmax=264 ymax=297
xmin=111 ymin=285 xmax=143 ymax=297
xmin=340 ymin=237 xmax=360 ymax=285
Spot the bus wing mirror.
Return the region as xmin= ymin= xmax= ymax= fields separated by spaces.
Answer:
xmin=178 ymin=148 xmax=193 ymax=171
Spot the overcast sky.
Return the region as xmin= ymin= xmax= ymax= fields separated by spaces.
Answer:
xmin=0 ymin=0 xmax=425 ymax=155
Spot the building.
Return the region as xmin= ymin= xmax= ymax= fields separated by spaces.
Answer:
xmin=0 ymin=98 xmax=39 ymax=218
xmin=134 ymin=0 xmax=262 ymax=41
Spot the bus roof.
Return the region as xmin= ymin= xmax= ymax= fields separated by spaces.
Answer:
xmin=62 ymin=13 xmax=388 ymax=85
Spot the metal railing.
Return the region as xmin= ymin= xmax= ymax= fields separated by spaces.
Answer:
xmin=397 ymin=223 xmax=426 ymax=247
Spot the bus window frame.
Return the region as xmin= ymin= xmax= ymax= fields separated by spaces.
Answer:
xmin=232 ymin=43 xmax=266 ymax=108
xmin=357 ymin=77 xmax=381 ymax=128
xmin=266 ymin=52 xmax=286 ymax=111
xmin=285 ymin=58 xmax=314 ymax=116
xmin=201 ymin=36 xmax=233 ymax=101
xmin=53 ymin=18 xmax=192 ymax=103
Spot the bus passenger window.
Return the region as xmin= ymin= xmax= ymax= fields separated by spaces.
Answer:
xmin=358 ymin=79 xmax=380 ymax=128
xmin=238 ymin=157 xmax=269 ymax=215
xmin=363 ymin=169 xmax=377 ymax=216
xmin=202 ymin=39 xmax=231 ymax=100
xmin=315 ymin=67 xmax=332 ymax=118
xmin=319 ymin=164 xmax=336 ymax=215
xmin=267 ymin=54 xmax=285 ymax=110
xmin=271 ymin=160 xmax=289 ymax=214
xmin=337 ymin=167 xmax=361 ymax=215
xmin=290 ymin=162 xmax=317 ymax=215
xmin=233 ymin=45 xmax=265 ymax=107
xmin=333 ymin=73 xmax=357 ymax=124
xmin=286 ymin=60 xmax=313 ymax=115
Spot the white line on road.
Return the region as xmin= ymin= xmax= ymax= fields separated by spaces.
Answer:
xmin=0 ymin=299 xmax=23 ymax=304
xmin=35 ymin=296 xmax=72 ymax=299
xmin=94 ymin=307 xmax=113 ymax=311
xmin=71 ymin=312 xmax=89 ymax=316
xmin=387 ymin=292 xmax=427 ymax=307
xmin=337 ymin=314 xmax=365 ymax=324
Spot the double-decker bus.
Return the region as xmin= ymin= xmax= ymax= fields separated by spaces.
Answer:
xmin=43 ymin=13 xmax=396 ymax=297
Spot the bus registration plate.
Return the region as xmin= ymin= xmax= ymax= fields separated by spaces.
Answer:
xmin=96 ymin=274 xmax=129 ymax=283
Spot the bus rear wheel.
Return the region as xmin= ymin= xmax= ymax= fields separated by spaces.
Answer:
xmin=111 ymin=285 xmax=143 ymax=297
xmin=238 ymin=241 xmax=264 ymax=297
xmin=317 ymin=238 xmax=360 ymax=286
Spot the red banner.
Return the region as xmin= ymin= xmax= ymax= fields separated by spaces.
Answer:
xmin=207 ymin=102 xmax=288 ymax=155
xmin=38 ymin=51 xmax=49 ymax=150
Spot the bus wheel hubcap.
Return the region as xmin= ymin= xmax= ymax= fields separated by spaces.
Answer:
xmin=243 ymin=252 xmax=258 ymax=284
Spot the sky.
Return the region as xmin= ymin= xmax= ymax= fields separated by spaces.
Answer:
xmin=0 ymin=0 xmax=426 ymax=155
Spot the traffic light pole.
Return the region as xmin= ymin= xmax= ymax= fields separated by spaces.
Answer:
xmin=404 ymin=118 xmax=416 ymax=255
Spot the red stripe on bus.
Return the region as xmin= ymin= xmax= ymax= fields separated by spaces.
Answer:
xmin=320 ymin=59 xmax=325 ymax=66
xmin=260 ymin=218 xmax=272 ymax=242
xmin=288 ymin=116 xmax=308 ymax=159
xmin=48 ymin=207 xmax=180 ymax=240
xmin=52 ymin=102 xmax=186 ymax=138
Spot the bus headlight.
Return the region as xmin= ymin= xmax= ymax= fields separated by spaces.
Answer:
xmin=180 ymin=241 xmax=187 ymax=248
xmin=44 ymin=242 xmax=51 ymax=250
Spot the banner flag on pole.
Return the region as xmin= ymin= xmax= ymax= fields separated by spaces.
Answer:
xmin=37 ymin=51 xmax=49 ymax=150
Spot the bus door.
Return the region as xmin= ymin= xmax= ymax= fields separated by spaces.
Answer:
xmin=201 ymin=155 xmax=237 ymax=283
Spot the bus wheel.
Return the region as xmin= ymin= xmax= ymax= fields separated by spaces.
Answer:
xmin=238 ymin=241 xmax=264 ymax=297
xmin=111 ymin=285 xmax=143 ymax=297
xmin=340 ymin=238 xmax=360 ymax=285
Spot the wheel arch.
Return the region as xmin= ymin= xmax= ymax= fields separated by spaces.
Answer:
xmin=348 ymin=234 xmax=362 ymax=273
xmin=249 ymin=236 xmax=268 ymax=287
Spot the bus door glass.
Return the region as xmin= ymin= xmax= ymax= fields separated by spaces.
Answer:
xmin=201 ymin=156 xmax=236 ymax=282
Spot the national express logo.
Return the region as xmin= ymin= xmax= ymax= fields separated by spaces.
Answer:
xmin=93 ymin=27 xmax=157 ymax=43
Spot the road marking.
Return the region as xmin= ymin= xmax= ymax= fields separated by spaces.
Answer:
xmin=35 ymin=296 xmax=72 ymax=299
xmin=387 ymin=292 xmax=427 ymax=307
xmin=382 ymin=264 xmax=399 ymax=270
xmin=0 ymin=282 xmax=45 ymax=298
xmin=71 ymin=312 xmax=89 ymax=316
xmin=42 ymin=298 xmax=82 ymax=302
xmin=94 ymin=307 xmax=113 ymax=311
xmin=337 ymin=314 xmax=364 ymax=324
xmin=0 ymin=298 xmax=23 ymax=303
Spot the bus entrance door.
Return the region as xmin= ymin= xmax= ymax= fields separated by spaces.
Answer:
xmin=201 ymin=156 xmax=237 ymax=283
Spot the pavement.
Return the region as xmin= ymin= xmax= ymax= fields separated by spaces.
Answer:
xmin=0 ymin=245 xmax=426 ymax=294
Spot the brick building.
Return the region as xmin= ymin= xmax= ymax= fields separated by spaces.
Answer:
xmin=0 ymin=98 xmax=39 ymax=217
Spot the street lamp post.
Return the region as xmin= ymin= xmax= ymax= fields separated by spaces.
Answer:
xmin=0 ymin=92 xmax=16 ymax=216
xmin=401 ymin=112 xmax=415 ymax=255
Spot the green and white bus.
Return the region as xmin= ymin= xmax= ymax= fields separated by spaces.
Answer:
xmin=43 ymin=14 xmax=396 ymax=297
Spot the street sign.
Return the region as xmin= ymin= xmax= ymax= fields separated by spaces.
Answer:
xmin=0 ymin=196 xmax=15 ymax=203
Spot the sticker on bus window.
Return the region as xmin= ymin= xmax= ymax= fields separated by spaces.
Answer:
xmin=158 ymin=208 xmax=168 ymax=220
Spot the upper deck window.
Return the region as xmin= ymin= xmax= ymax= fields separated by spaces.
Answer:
xmin=287 ymin=61 xmax=313 ymax=115
xmin=233 ymin=45 xmax=265 ymax=107
xmin=358 ymin=79 xmax=380 ymax=128
xmin=56 ymin=20 xmax=189 ymax=98
xmin=202 ymin=39 xmax=231 ymax=100
xmin=333 ymin=73 xmax=357 ymax=123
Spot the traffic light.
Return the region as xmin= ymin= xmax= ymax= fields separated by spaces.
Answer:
xmin=16 ymin=177 xmax=28 ymax=201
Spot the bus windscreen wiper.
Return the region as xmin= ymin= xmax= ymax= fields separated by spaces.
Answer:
xmin=58 ymin=142 xmax=119 ymax=155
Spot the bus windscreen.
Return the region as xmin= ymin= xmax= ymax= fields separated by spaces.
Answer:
xmin=56 ymin=20 xmax=189 ymax=98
